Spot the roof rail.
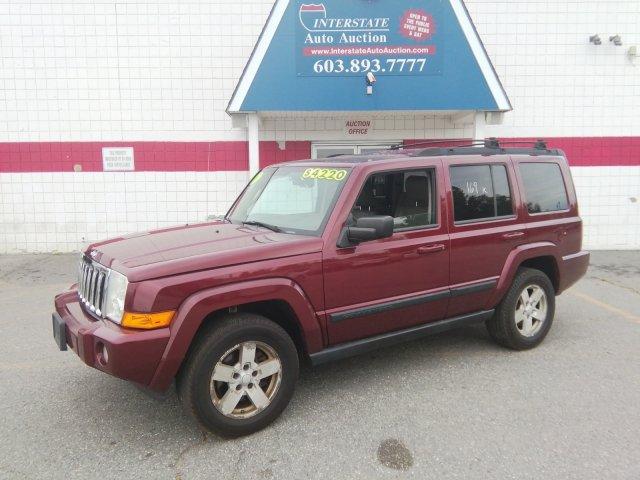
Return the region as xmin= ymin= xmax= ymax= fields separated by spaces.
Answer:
xmin=392 ymin=137 xmax=550 ymax=152
xmin=488 ymin=138 xmax=549 ymax=150
xmin=407 ymin=138 xmax=562 ymax=158
xmin=389 ymin=139 xmax=485 ymax=150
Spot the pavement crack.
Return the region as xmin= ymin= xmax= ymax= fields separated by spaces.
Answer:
xmin=592 ymin=275 xmax=640 ymax=296
xmin=174 ymin=430 xmax=208 ymax=480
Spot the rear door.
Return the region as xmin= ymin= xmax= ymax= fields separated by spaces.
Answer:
xmin=322 ymin=160 xmax=450 ymax=345
xmin=444 ymin=157 xmax=526 ymax=317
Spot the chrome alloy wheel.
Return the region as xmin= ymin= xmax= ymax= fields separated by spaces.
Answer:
xmin=210 ymin=341 xmax=282 ymax=419
xmin=515 ymin=284 xmax=548 ymax=337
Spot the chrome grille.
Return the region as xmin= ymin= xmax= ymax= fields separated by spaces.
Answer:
xmin=77 ymin=257 xmax=109 ymax=317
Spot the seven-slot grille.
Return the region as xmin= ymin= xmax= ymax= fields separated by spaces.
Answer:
xmin=78 ymin=257 xmax=109 ymax=317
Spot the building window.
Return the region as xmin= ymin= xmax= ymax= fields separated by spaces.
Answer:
xmin=519 ymin=163 xmax=569 ymax=213
xmin=450 ymin=164 xmax=514 ymax=222
xmin=351 ymin=169 xmax=437 ymax=230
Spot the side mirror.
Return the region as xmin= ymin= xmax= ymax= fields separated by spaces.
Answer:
xmin=337 ymin=215 xmax=394 ymax=248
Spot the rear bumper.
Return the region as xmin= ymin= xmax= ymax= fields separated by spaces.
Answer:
xmin=53 ymin=289 xmax=170 ymax=387
xmin=558 ymin=250 xmax=590 ymax=293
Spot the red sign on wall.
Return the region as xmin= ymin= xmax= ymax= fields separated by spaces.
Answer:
xmin=399 ymin=9 xmax=435 ymax=41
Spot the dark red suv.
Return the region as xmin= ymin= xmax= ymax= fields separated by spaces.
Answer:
xmin=52 ymin=140 xmax=589 ymax=437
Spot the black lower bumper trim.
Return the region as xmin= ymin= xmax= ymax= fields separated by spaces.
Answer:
xmin=52 ymin=312 xmax=67 ymax=351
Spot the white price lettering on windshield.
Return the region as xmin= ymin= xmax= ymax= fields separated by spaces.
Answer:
xmin=302 ymin=168 xmax=348 ymax=181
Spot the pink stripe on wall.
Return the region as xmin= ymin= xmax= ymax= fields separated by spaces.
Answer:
xmin=0 ymin=141 xmax=248 ymax=172
xmin=260 ymin=141 xmax=311 ymax=168
xmin=0 ymin=141 xmax=311 ymax=173
xmin=499 ymin=137 xmax=640 ymax=167
xmin=0 ymin=138 xmax=637 ymax=172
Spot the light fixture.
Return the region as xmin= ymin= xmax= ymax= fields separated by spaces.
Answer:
xmin=609 ymin=35 xmax=622 ymax=46
xmin=365 ymin=72 xmax=377 ymax=96
xmin=366 ymin=72 xmax=377 ymax=85
xmin=589 ymin=34 xmax=601 ymax=45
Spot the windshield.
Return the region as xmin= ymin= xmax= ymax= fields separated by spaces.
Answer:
xmin=227 ymin=166 xmax=351 ymax=236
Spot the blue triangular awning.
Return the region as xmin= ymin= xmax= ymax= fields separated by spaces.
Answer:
xmin=228 ymin=0 xmax=511 ymax=113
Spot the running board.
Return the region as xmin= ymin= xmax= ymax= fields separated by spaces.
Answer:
xmin=309 ymin=310 xmax=494 ymax=366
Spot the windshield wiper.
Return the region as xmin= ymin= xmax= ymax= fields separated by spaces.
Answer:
xmin=242 ymin=221 xmax=282 ymax=233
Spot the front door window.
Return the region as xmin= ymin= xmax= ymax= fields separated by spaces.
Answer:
xmin=351 ymin=169 xmax=437 ymax=230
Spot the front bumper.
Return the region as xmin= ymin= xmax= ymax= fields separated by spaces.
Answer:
xmin=53 ymin=289 xmax=170 ymax=386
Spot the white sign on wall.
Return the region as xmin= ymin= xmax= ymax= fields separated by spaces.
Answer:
xmin=344 ymin=119 xmax=373 ymax=137
xmin=102 ymin=147 xmax=135 ymax=171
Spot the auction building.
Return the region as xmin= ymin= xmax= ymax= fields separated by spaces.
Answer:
xmin=0 ymin=0 xmax=639 ymax=253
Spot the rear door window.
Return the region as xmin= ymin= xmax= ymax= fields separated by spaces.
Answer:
xmin=519 ymin=163 xmax=569 ymax=213
xmin=450 ymin=164 xmax=514 ymax=222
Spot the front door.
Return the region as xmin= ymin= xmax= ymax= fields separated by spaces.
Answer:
xmin=323 ymin=162 xmax=450 ymax=345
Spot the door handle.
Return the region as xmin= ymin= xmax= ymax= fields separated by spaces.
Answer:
xmin=417 ymin=244 xmax=446 ymax=254
xmin=502 ymin=231 xmax=525 ymax=240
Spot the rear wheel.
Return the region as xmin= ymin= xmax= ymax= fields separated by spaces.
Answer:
xmin=486 ymin=268 xmax=555 ymax=350
xmin=177 ymin=313 xmax=299 ymax=437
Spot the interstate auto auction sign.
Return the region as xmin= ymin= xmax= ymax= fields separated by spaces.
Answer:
xmin=297 ymin=1 xmax=443 ymax=76
xmin=228 ymin=0 xmax=512 ymax=113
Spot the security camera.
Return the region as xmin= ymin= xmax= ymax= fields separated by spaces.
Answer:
xmin=366 ymin=72 xmax=377 ymax=85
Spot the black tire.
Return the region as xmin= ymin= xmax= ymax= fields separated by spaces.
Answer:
xmin=177 ymin=313 xmax=299 ymax=438
xmin=486 ymin=267 xmax=555 ymax=350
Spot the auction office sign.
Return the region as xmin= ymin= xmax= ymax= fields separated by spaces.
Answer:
xmin=296 ymin=0 xmax=443 ymax=77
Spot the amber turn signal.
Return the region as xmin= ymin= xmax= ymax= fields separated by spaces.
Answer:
xmin=121 ymin=310 xmax=175 ymax=329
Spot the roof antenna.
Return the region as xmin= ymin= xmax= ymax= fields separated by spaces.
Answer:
xmin=484 ymin=137 xmax=500 ymax=149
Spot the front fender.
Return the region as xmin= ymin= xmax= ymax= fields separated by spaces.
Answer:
xmin=148 ymin=278 xmax=323 ymax=391
xmin=485 ymin=242 xmax=560 ymax=309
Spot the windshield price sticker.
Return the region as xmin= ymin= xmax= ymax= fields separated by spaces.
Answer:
xmin=302 ymin=168 xmax=348 ymax=181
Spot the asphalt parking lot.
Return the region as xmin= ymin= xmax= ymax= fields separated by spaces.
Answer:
xmin=1 ymin=251 xmax=639 ymax=480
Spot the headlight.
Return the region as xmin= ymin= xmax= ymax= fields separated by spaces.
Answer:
xmin=103 ymin=270 xmax=128 ymax=324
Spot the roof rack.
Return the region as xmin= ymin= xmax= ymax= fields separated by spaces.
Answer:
xmin=390 ymin=139 xmax=485 ymax=150
xmin=400 ymin=138 xmax=563 ymax=157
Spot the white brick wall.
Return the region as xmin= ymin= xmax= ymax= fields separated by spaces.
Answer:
xmin=572 ymin=166 xmax=640 ymax=250
xmin=0 ymin=172 xmax=248 ymax=253
xmin=465 ymin=0 xmax=640 ymax=138
xmin=0 ymin=0 xmax=271 ymax=142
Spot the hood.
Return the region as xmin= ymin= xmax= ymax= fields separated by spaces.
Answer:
xmin=86 ymin=221 xmax=323 ymax=282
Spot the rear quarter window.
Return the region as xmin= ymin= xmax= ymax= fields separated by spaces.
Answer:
xmin=519 ymin=163 xmax=569 ymax=214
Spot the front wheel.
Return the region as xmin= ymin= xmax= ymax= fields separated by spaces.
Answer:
xmin=486 ymin=267 xmax=555 ymax=350
xmin=177 ymin=313 xmax=299 ymax=437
